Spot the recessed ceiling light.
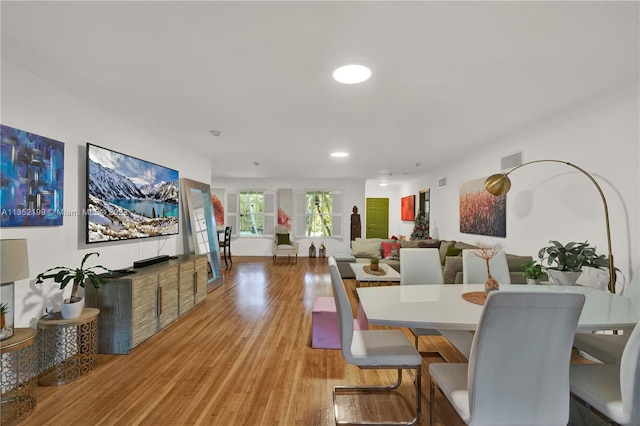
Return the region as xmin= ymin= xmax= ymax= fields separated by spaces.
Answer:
xmin=331 ymin=152 xmax=349 ymax=158
xmin=378 ymin=182 xmax=388 ymax=187
xmin=332 ymin=65 xmax=371 ymax=84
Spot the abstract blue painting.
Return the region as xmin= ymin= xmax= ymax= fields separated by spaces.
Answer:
xmin=1 ymin=125 xmax=65 ymax=227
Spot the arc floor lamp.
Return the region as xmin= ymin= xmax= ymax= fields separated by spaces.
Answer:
xmin=484 ymin=159 xmax=616 ymax=294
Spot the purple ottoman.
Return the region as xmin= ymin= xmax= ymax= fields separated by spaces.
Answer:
xmin=312 ymin=296 xmax=368 ymax=349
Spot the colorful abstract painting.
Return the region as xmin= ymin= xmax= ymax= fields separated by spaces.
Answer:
xmin=459 ymin=177 xmax=506 ymax=237
xmin=277 ymin=188 xmax=292 ymax=229
xmin=1 ymin=125 xmax=64 ymax=227
xmin=211 ymin=188 xmax=225 ymax=227
xmin=401 ymin=195 xmax=415 ymax=221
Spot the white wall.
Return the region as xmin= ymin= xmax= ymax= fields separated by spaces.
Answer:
xmin=1 ymin=62 xmax=212 ymax=327
xmin=213 ymin=178 xmax=365 ymax=257
xmin=393 ymin=93 xmax=639 ymax=289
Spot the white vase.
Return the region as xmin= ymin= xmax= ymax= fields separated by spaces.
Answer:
xmin=547 ymin=269 xmax=582 ymax=286
xmin=61 ymin=297 xmax=84 ymax=319
xmin=527 ymin=278 xmax=541 ymax=285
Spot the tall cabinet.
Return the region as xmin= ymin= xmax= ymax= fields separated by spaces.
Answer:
xmin=85 ymin=254 xmax=207 ymax=354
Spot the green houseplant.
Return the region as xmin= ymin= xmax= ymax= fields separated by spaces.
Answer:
xmin=521 ymin=260 xmax=544 ymax=285
xmin=538 ymin=241 xmax=608 ymax=286
xmin=369 ymin=258 xmax=379 ymax=271
xmin=36 ymin=252 xmax=112 ymax=319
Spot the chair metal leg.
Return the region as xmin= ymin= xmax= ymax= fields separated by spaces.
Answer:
xmin=333 ymin=367 xmax=421 ymax=425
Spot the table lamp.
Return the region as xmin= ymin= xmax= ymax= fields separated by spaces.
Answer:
xmin=484 ymin=159 xmax=615 ymax=294
xmin=1 ymin=239 xmax=30 ymax=340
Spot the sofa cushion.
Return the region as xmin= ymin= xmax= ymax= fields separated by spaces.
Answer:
xmin=443 ymin=256 xmax=463 ymax=284
xmin=439 ymin=240 xmax=456 ymax=264
xmin=444 ymin=245 xmax=463 ymax=261
xmin=400 ymin=239 xmax=441 ymax=249
xmin=505 ymin=254 xmax=533 ymax=272
xmin=352 ymin=238 xmax=384 ymax=259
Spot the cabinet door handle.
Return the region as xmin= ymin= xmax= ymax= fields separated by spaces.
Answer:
xmin=157 ymin=286 xmax=163 ymax=316
xmin=193 ymin=272 xmax=197 ymax=294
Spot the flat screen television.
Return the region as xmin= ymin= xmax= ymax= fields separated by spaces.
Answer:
xmin=86 ymin=143 xmax=179 ymax=243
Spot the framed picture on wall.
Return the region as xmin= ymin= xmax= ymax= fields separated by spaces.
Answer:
xmin=459 ymin=176 xmax=506 ymax=237
xmin=401 ymin=195 xmax=415 ymax=221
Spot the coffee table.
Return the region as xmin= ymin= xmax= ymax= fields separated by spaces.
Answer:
xmin=349 ymin=262 xmax=401 ymax=287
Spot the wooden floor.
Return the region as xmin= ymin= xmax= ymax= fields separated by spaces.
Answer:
xmin=24 ymin=257 xmax=598 ymax=426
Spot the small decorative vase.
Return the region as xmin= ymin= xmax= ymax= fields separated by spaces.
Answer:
xmin=61 ymin=297 xmax=84 ymax=319
xmin=547 ymin=269 xmax=582 ymax=286
xmin=484 ymin=259 xmax=499 ymax=294
xmin=527 ymin=278 xmax=541 ymax=285
xmin=370 ymin=263 xmax=379 ymax=271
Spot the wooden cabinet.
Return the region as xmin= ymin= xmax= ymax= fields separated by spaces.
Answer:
xmin=85 ymin=255 xmax=206 ymax=354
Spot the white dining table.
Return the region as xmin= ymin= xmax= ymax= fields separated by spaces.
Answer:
xmin=356 ymin=284 xmax=639 ymax=332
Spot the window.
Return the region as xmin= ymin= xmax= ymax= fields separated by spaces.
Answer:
xmin=239 ymin=191 xmax=265 ymax=236
xmin=305 ymin=191 xmax=333 ymax=237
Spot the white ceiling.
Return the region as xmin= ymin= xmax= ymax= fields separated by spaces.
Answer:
xmin=2 ymin=1 xmax=638 ymax=184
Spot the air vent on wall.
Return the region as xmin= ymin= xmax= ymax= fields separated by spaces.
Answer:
xmin=501 ymin=152 xmax=523 ymax=171
xmin=438 ymin=177 xmax=447 ymax=188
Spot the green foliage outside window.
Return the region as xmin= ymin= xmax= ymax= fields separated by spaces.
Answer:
xmin=306 ymin=191 xmax=332 ymax=237
xmin=239 ymin=191 xmax=265 ymax=236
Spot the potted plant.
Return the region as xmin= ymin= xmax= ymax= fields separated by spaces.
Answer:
xmin=521 ymin=260 xmax=544 ymax=285
xmin=36 ymin=252 xmax=112 ymax=319
xmin=537 ymin=240 xmax=608 ymax=286
xmin=369 ymin=258 xmax=379 ymax=271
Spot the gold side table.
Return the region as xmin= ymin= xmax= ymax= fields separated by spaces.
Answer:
xmin=1 ymin=328 xmax=38 ymax=426
xmin=37 ymin=308 xmax=99 ymax=386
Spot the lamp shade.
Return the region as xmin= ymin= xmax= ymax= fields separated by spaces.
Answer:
xmin=484 ymin=173 xmax=512 ymax=196
xmin=1 ymin=239 xmax=30 ymax=283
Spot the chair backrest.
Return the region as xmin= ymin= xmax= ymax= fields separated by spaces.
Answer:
xmin=462 ymin=249 xmax=511 ymax=285
xmin=467 ymin=291 xmax=585 ymax=425
xmin=328 ymin=257 xmax=354 ymax=362
xmin=620 ymin=323 xmax=640 ymax=423
xmin=224 ymin=226 xmax=232 ymax=242
xmin=400 ymin=248 xmax=444 ymax=285
xmin=275 ymin=224 xmax=289 ymax=235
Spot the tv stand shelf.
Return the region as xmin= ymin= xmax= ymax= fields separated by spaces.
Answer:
xmin=84 ymin=254 xmax=207 ymax=354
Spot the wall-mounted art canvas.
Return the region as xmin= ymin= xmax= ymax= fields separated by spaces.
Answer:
xmin=459 ymin=177 xmax=506 ymax=237
xmin=277 ymin=188 xmax=293 ymax=230
xmin=211 ymin=188 xmax=225 ymax=228
xmin=1 ymin=124 xmax=65 ymax=227
xmin=401 ymin=195 xmax=415 ymax=221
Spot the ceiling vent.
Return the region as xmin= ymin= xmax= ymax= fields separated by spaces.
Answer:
xmin=501 ymin=152 xmax=523 ymax=171
xmin=438 ymin=177 xmax=447 ymax=188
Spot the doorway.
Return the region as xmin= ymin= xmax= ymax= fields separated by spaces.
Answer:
xmin=419 ymin=188 xmax=430 ymax=235
xmin=365 ymin=198 xmax=389 ymax=239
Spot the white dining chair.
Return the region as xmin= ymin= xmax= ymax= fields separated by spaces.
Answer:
xmin=328 ymin=257 xmax=422 ymax=425
xmin=573 ymin=266 xmax=639 ymax=364
xmin=570 ymin=323 xmax=640 ymax=425
xmin=429 ymin=291 xmax=585 ymax=425
xmin=462 ymin=249 xmax=512 ymax=285
xmin=400 ymin=248 xmax=447 ymax=357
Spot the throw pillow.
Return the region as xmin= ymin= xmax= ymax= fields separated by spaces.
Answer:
xmin=442 ymin=246 xmax=463 ymax=265
xmin=276 ymin=233 xmax=290 ymax=245
xmin=388 ymin=245 xmax=400 ymax=260
xmin=381 ymin=242 xmax=402 ymax=259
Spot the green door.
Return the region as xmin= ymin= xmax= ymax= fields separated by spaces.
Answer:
xmin=365 ymin=198 xmax=389 ymax=239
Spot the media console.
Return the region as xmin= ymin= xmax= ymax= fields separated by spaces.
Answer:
xmin=85 ymin=254 xmax=208 ymax=354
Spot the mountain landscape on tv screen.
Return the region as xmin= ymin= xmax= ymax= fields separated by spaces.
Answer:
xmin=87 ymin=153 xmax=179 ymax=242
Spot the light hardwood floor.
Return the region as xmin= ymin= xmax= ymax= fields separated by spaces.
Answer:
xmin=24 ymin=257 xmax=597 ymax=426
